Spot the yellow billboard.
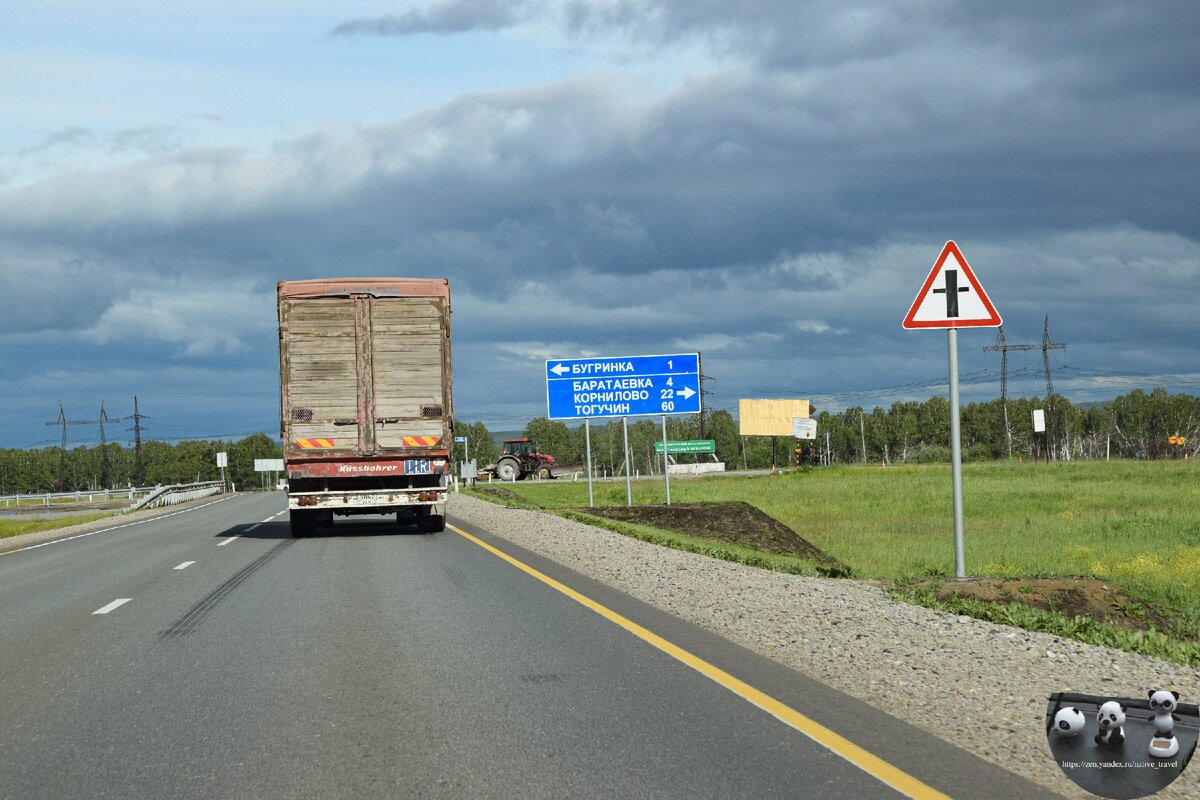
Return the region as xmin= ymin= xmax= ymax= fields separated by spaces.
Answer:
xmin=738 ymin=399 xmax=810 ymax=436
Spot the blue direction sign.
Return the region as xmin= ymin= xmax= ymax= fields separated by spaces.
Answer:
xmin=546 ymin=353 xmax=701 ymax=420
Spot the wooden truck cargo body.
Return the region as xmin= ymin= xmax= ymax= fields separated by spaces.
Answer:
xmin=278 ymin=278 xmax=453 ymax=535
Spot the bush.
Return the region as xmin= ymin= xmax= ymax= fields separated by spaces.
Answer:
xmin=911 ymin=445 xmax=951 ymax=464
xmin=964 ymin=443 xmax=996 ymax=462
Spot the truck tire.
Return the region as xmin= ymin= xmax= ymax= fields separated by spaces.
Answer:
xmin=495 ymin=458 xmax=521 ymax=482
xmin=289 ymin=509 xmax=317 ymax=538
xmin=418 ymin=512 xmax=445 ymax=533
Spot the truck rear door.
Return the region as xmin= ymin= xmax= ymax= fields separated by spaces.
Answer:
xmin=369 ymin=296 xmax=449 ymax=452
xmin=281 ymin=291 xmax=449 ymax=458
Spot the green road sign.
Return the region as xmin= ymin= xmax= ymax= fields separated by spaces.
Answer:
xmin=653 ymin=439 xmax=716 ymax=455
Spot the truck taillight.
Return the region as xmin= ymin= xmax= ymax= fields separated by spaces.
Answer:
xmin=298 ymin=496 xmax=318 ymax=506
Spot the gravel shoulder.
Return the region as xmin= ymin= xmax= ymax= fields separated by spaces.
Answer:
xmin=449 ymin=492 xmax=1200 ymax=800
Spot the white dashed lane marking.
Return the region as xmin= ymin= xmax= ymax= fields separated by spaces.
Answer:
xmin=93 ymin=598 xmax=131 ymax=615
xmin=174 ymin=561 xmax=196 ymax=570
xmin=237 ymin=510 xmax=287 ymax=537
xmin=217 ymin=536 xmax=239 ymax=546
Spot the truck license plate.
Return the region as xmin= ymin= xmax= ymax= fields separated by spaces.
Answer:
xmin=407 ymin=459 xmax=431 ymax=475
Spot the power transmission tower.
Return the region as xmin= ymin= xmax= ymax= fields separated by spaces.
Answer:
xmin=1041 ymin=316 xmax=1067 ymax=459
xmin=46 ymin=403 xmax=68 ymax=491
xmin=44 ymin=402 xmax=116 ymax=490
xmin=983 ymin=314 xmax=1066 ymax=459
xmin=126 ymin=396 xmax=149 ymax=485
xmin=97 ymin=401 xmax=113 ymax=489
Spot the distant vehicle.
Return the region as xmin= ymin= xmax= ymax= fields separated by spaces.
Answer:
xmin=485 ymin=438 xmax=580 ymax=481
xmin=277 ymin=278 xmax=453 ymax=536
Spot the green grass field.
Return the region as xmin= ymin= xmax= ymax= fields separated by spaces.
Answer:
xmin=0 ymin=513 xmax=115 ymax=540
xmin=468 ymin=460 xmax=1200 ymax=662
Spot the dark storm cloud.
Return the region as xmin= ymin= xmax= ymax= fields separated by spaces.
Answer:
xmin=331 ymin=0 xmax=539 ymax=36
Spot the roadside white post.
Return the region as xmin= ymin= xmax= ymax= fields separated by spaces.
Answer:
xmin=902 ymin=241 xmax=1002 ymax=581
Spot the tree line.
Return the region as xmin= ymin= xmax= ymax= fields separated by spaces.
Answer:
xmin=449 ymin=388 xmax=1199 ymax=477
xmin=0 ymin=433 xmax=282 ymax=496
xmin=3 ymin=388 xmax=1193 ymax=495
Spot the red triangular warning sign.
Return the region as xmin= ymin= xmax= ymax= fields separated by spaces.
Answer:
xmin=902 ymin=241 xmax=1002 ymax=329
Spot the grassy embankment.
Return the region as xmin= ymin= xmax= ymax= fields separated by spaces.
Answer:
xmin=0 ymin=513 xmax=115 ymax=540
xmin=465 ymin=460 xmax=1200 ymax=665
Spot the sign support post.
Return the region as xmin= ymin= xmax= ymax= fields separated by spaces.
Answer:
xmin=948 ymin=329 xmax=965 ymax=578
xmin=622 ymin=416 xmax=632 ymax=507
xmin=584 ymin=419 xmax=594 ymax=508
xmin=661 ymin=415 xmax=671 ymax=505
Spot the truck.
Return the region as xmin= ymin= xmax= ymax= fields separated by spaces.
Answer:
xmin=278 ymin=278 xmax=453 ymax=537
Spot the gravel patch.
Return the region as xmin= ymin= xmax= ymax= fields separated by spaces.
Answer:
xmin=449 ymin=493 xmax=1200 ymax=800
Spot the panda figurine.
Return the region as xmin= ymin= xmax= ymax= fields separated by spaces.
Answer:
xmin=1094 ymin=701 xmax=1126 ymax=746
xmin=1148 ymin=690 xmax=1180 ymax=758
xmin=1053 ymin=706 xmax=1086 ymax=737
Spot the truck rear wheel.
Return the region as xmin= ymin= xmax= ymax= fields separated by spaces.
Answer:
xmin=418 ymin=511 xmax=445 ymax=533
xmin=289 ymin=509 xmax=317 ymax=538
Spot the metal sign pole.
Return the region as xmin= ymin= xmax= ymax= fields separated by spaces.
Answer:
xmin=585 ymin=418 xmax=594 ymax=508
xmin=661 ymin=415 xmax=671 ymax=505
xmin=622 ymin=416 xmax=632 ymax=507
xmin=948 ymin=328 xmax=966 ymax=578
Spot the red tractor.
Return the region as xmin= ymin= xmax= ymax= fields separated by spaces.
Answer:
xmin=491 ymin=438 xmax=576 ymax=481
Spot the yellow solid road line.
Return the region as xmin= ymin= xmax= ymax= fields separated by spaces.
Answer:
xmin=451 ymin=523 xmax=953 ymax=800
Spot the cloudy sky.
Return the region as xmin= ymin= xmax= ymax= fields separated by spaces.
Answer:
xmin=3 ymin=0 xmax=1198 ymax=448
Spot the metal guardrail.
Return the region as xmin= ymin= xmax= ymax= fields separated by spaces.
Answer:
xmin=129 ymin=481 xmax=225 ymax=511
xmin=1 ymin=486 xmax=158 ymax=508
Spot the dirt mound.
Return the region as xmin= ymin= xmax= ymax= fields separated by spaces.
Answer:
xmin=929 ymin=577 xmax=1173 ymax=633
xmin=474 ymin=487 xmax=525 ymax=503
xmin=582 ymin=501 xmax=850 ymax=575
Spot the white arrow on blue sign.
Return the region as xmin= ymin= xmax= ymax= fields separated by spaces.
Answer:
xmin=545 ymin=353 xmax=701 ymax=420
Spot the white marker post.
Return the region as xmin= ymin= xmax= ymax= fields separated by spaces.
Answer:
xmin=902 ymin=241 xmax=1002 ymax=579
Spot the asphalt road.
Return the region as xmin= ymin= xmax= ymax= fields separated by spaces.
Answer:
xmin=0 ymin=493 xmax=1058 ymax=799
